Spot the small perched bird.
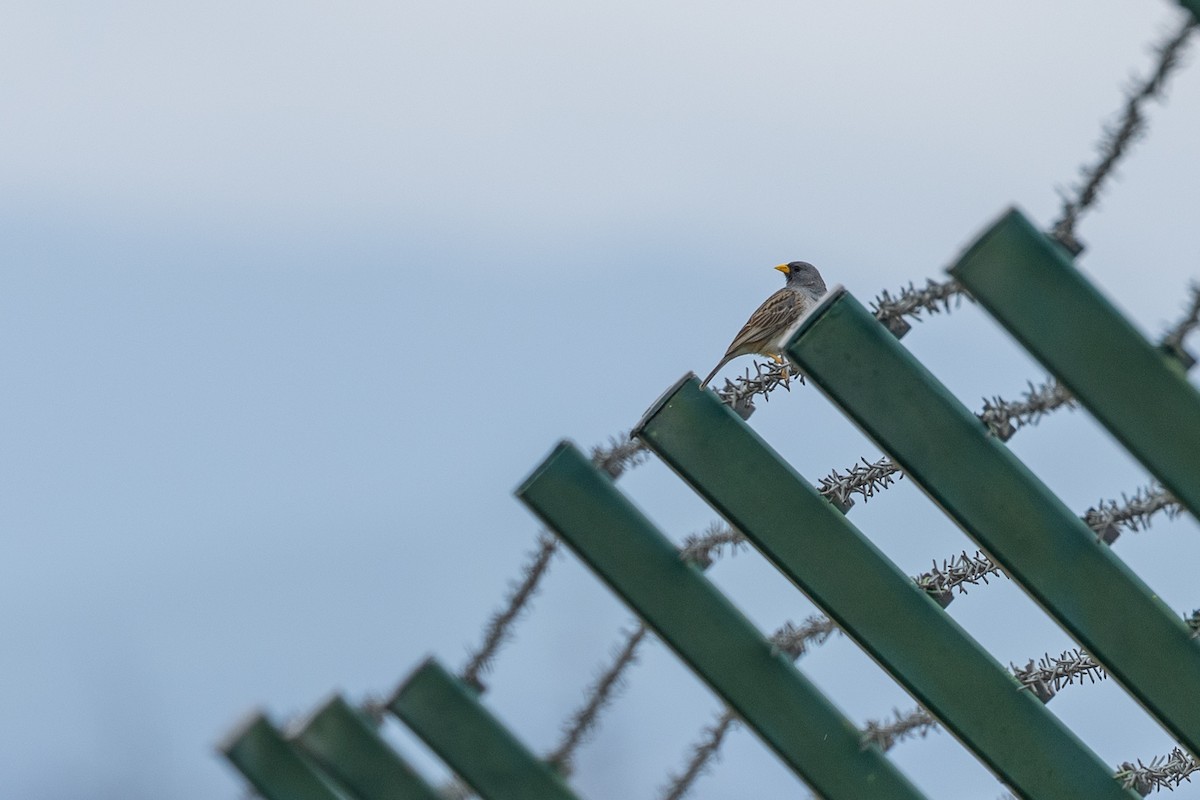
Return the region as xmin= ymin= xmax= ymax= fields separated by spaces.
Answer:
xmin=702 ymin=261 xmax=828 ymax=387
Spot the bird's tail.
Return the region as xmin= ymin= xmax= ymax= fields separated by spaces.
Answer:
xmin=700 ymin=361 xmax=725 ymax=388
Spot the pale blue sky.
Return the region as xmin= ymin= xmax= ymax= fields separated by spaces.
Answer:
xmin=2 ymin=2 xmax=1199 ymax=798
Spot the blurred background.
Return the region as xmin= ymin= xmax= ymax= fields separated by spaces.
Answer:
xmin=1 ymin=1 xmax=1198 ymax=797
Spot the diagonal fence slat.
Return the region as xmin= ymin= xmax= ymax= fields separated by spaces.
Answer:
xmin=516 ymin=442 xmax=928 ymax=800
xmin=220 ymin=712 xmax=345 ymax=800
xmin=782 ymin=287 xmax=1200 ymax=758
xmin=952 ymin=208 xmax=1200 ymax=523
xmin=388 ymin=658 xmax=580 ymax=800
xmin=294 ymin=695 xmax=441 ymax=800
xmin=632 ymin=376 xmax=1138 ymax=800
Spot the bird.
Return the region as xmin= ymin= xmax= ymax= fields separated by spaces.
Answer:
xmin=701 ymin=261 xmax=828 ymax=387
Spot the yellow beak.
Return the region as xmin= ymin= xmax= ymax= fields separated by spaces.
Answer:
xmin=774 ymin=263 xmax=790 ymax=274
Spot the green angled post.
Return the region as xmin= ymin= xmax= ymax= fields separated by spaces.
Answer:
xmin=294 ymin=695 xmax=441 ymax=800
xmin=783 ymin=287 xmax=1200 ymax=758
xmin=388 ymin=658 xmax=580 ymax=800
xmin=949 ymin=207 xmax=1200 ymax=523
xmin=219 ymin=712 xmax=345 ymax=800
xmin=517 ymin=442 xmax=928 ymax=800
xmin=633 ymin=376 xmax=1138 ymax=800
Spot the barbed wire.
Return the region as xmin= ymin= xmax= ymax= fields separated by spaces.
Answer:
xmin=1050 ymin=15 xmax=1198 ymax=253
xmin=871 ymin=278 xmax=971 ymax=338
xmin=1083 ymin=483 xmax=1182 ymax=537
xmin=977 ymin=378 xmax=1077 ymax=442
xmin=678 ymin=522 xmax=749 ymax=568
xmin=459 ymin=434 xmax=648 ymax=689
xmin=914 ymin=550 xmax=1006 ymax=603
xmin=816 ymin=456 xmax=902 ymax=510
xmin=1118 ymin=747 xmax=1200 ymax=794
xmin=1161 ymin=283 xmax=1200 ymax=366
xmin=460 ymin=532 xmax=561 ymax=691
xmin=659 ymin=710 xmax=741 ymax=800
xmin=546 ymin=623 xmax=649 ymax=774
xmin=770 ymin=614 xmax=841 ymax=659
xmin=861 ymin=707 xmax=941 ymax=752
xmin=1011 ymin=648 xmax=1107 ymax=703
xmin=709 ymin=359 xmax=803 ymax=418
xmin=1186 ymin=609 xmax=1200 ymax=639
xmin=591 ymin=434 xmax=652 ymax=480
xmin=657 ymin=616 xmax=842 ymax=800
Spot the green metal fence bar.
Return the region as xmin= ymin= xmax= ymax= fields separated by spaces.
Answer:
xmin=517 ymin=442 xmax=928 ymax=800
xmin=294 ymin=695 xmax=441 ymax=800
xmin=783 ymin=287 xmax=1200 ymax=757
xmin=388 ymin=658 xmax=580 ymax=800
xmin=220 ymin=712 xmax=345 ymax=800
xmin=949 ymin=207 xmax=1200 ymax=523
xmin=633 ymin=376 xmax=1138 ymax=800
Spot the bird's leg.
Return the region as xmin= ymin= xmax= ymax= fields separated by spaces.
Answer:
xmin=771 ymin=353 xmax=790 ymax=386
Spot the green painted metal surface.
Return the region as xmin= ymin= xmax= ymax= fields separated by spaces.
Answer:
xmin=295 ymin=695 xmax=441 ymax=800
xmin=388 ymin=658 xmax=579 ymax=800
xmin=220 ymin=712 xmax=344 ymax=800
xmin=783 ymin=288 xmax=1200 ymax=757
xmin=517 ymin=442 xmax=928 ymax=800
xmin=1181 ymin=0 xmax=1200 ymax=22
xmin=949 ymin=208 xmax=1200 ymax=523
xmin=633 ymin=376 xmax=1137 ymax=800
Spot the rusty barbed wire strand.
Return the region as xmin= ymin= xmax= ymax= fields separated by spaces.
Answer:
xmin=545 ymin=623 xmax=649 ymax=774
xmin=1050 ymin=15 xmax=1198 ymax=252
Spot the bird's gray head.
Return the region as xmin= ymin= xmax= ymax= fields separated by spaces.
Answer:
xmin=774 ymin=261 xmax=827 ymax=296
